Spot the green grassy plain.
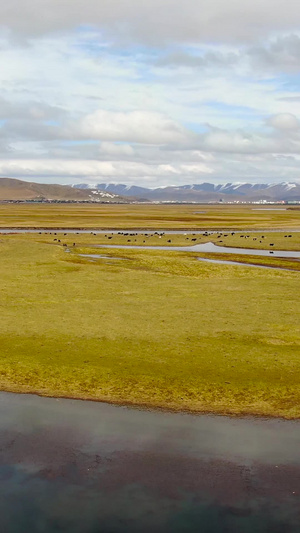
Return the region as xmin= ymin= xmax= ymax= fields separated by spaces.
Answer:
xmin=0 ymin=203 xmax=300 ymax=229
xmin=1 ymin=230 xmax=300 ymax=418
xmin=35 ymin=229 xmax=300 ymax=271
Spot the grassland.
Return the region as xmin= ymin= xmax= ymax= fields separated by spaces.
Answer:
xmin=1 ymin=229 xmax=300 ymax=418
xmin=1 ymin=202 xmax=300 ymax=229
xmin=34 ymin=229 xmax=300 ymax=271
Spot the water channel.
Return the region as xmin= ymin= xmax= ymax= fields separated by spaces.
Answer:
xmin=0 ymin=392 xmax=299 ymax=532
xmin=95 ymin=241 xmax=300 ymax=258
xmin=77 ymin=252 xmax=297 ymax=271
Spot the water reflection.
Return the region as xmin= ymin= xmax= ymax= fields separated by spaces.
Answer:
xmin=0 ymin=392 xmax=299 ymax=532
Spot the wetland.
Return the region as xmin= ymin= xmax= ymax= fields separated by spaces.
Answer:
xmin=0 ymin=203 xmax=299 ymax=531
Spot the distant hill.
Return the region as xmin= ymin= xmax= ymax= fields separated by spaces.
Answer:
xmin=2 ymin=178 xmax=300 ymax=203
xmin=0 ymin=178 xmax=129 ymax=202
xmin=75 ymin=181 xmax=300 ymax=202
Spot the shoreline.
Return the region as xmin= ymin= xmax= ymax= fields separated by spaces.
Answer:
xmin=1 ymin=385 xmax=299 ymax=422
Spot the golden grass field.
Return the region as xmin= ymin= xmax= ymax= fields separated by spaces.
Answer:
xmin=1 ymin=204 xmax=300 ymax=418
xmin=0 ymin=202 xmax=300 ymax=229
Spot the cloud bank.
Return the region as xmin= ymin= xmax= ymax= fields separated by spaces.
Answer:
xmin=0 ymin=1 xmax=300 ymax=186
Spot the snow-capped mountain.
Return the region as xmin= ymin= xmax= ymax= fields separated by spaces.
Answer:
xmin=73 ymin=182 xmax=300 ymax=202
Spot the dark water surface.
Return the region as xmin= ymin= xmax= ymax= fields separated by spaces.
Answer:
xmin=0 ymin=392 xmax=299 ymax=532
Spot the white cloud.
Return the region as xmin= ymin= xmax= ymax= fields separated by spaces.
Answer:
xmin=99 ymin=142 xmax=135 ymax=157
xmin=2 ymin=1 xmax=300 ymax=45
xmin=2 ymin=152 xmax=300 ymax=188
xmin=195 ymin=124 xmax=300 ymax=154
xmin=1 ymin=3 xmax=300 ymax=186
xmin=75 ymin=109 xmax=188 ymax=144
xmin=267 ymin=113 xmax=300 ymax=131
xmin=0 ymin=158 xmax=213 ymax=186
xmin=248 ymin=34 xmax=300 ymax=74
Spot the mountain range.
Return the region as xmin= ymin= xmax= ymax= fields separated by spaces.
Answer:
xmin=0 ymin=178 xmax=128 ymax=202
xmin=1 ymin=177 xmax=299 ymax=203
xmin=74 ymin=181 xmax=300 ymax=202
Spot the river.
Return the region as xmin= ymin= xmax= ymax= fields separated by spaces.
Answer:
xmin=95 ymin=241 xmax=300 ymax=258
xmin=0 ymin=392 xmax=299 ymax=532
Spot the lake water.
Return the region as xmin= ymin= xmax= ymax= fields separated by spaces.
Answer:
xmin=0 ymin=392 xmax=299 ymax=532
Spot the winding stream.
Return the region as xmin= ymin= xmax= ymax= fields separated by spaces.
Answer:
xmin=95 ymin=241 xmax=300 ymax=258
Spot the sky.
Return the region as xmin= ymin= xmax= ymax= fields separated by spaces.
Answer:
xmin=1 ymin=1 xmax=300 ymax=187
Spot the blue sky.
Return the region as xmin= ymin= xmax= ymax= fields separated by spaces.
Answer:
xmin=0 ymin=1 xmax=300 ymax=186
